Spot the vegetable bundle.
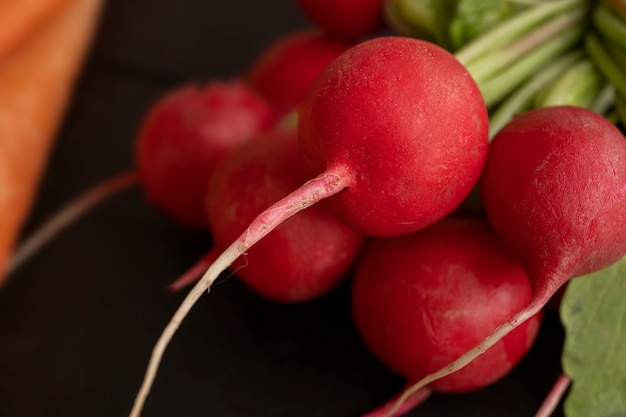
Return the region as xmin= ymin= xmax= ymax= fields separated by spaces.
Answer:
xmin=7 ymin=1 xmax=626 ymax=416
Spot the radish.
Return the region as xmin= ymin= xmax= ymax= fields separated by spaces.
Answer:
xmin=245 ymin=28 xmax=355 ymax=112
xmin=135 ymin=80 xmax=280 ymax=229
xmin=296 ymin=0 xmax=387 ymax=39
xmin=8 ymin=80 xmax=280 ymax=274
xmin=352 ymin=217 xmax=542 ymax=416
xmin=128 ymin=36 xmax=489 ymax=417
xmin=389 ymin=105 xmax=626 ymax=415
xmin=171 ymin=126 xmax=365 ymax=302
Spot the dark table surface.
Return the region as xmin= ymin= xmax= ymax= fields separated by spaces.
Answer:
xmin=0 ymin=1 xmax=566 ymax=416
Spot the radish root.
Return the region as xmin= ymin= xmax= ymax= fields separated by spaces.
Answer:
xmin=383 ymin=297 xmax=548 ymax=417
xmin=129 ymin=169 xmax=351 ymax=417
xmin=7 ymin=170 xmax=139 ymax=275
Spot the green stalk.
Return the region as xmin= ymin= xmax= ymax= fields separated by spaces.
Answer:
xmin=594 ymin=2 xmax=626 ymax=46
xmin=606 ymin=40 xmax=626 ymax=69
xmin=384 ymin=0 xmax=437 ymax=41
xmin=591 ymin=83 xmax=617 ymax=115
xmin=466 ymin=7 xmax=587 ymax=84
xmin=455 ymin=0 xmax=585 ymax=65
xmin=616 ymin=95 xmax=626 ymax=127
xmin=586 ymin=32 xmax=626 ymax=97
xmin=480 ymin=24 xmax=585 ymax=107
xmin=488 ymin=50 xmax=584 ymax=138
xmin=535 ymin=58 xmax=605 ymax=108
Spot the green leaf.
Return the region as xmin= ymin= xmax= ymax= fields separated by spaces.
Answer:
xmin=448 ymin=0 xmax=515 ymax=50
xmin=560 ymin=256 xmax=626 ymax=417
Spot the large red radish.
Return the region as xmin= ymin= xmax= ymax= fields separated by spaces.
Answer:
xmin=172 ymin=127 xmax=365 ymax=302
xmin=245 ymin=29 xmax=355 ymax=112
xmin=389 ymin=105 xmax=626 ymax=415
xmin=128 ymin=36 xmax=489 ymax=416
xmin=352 ymin=217 xmax=542 ymax=416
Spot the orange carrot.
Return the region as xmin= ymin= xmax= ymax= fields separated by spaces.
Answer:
xmin=0 ymin=0 xmax=72 ymax=62
xmin=0 ymin=0 xmax=103 ymax=284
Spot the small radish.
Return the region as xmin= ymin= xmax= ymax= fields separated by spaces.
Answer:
xmin=9 ymin=80 xmax=280 ymax=273
xmin=135 ymin=80 xmax=280 ymax=228
xmin=389 ymin=105 xmax=626 ymax=415
xmin=171 ymin=127 xmax=365 ymax=302
xmin=296 ymin=0 xmax=387 ymax=39
xmin=352 ymin=217 xmax=542 ymax=416
xmin=245 ymin=28 xmax=355 ymax=112
xmin=129 ymin=36 xmax=489 ymax=417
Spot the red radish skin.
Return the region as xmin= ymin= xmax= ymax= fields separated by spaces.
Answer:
xmin=171 ymin=127 xmax=365 ymax=302
xmin=129 ymin=36 xmax=489 ymax=417
xmin=389 ymin=106 xmax=626 ymax=415
xmin=352 ymin=218 xmax=542 ymax=416
xmin=135 ymin=80 xmax=280 ymax=228
xmin=245 ymin=29 xmax=355 ymax=112
xmin=296 ymin=0 xmax=387 ymax=39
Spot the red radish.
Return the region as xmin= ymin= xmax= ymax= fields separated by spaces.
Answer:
xmin=129 ymin=36 xmax=489 ymax=417
xmin=352 ymin=217 xmax=542 ymax=416
xmin=245 ymin=28 xmax=355 ymax=112
xmin=9 ymin=80 xmax=279 ymax=274
xmin=135 ymin=80 xmax=280 ymax=228
xmin=171 ymin=127 xmax=365 ymax=302
xmin=390 ymin=105 xmax=626 ymax=415
xmin=296 ymin=0 xmax=387 ymax=39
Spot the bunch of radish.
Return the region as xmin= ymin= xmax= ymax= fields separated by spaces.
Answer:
xmin=9 ymin=1 xmax=626 ymax=416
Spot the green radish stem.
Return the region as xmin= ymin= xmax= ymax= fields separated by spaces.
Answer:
xmin=533 ymin=373 xmax=571 ymax=417
xmin=382 ymin=294 xmax=551 ymax=417
xmin=479 ymin=22 xmax=585 ymax=107
xmin=383 ymin=0 xmax=437 ymax=42
xmin=586 ymin=32 xmax=626 ymax=97
xmin=6 ymin=171 xmax=139 ymax=276
xmin=465 ymin=7 xmax=587 ymax=85
xmin=128 ymin=169 xmax=352 ymax=417
xmin=488 ymin=50 xmax=583 ymax=137
xmin=534 ymin=58 xmax=605 ymax=109
xmin=593 ymin=2 xmax=626 ymax=47
xmin=454 ymin=0 xmax=584 ymax=65
xmin=590 ymin=83 xmax=617 ymax=115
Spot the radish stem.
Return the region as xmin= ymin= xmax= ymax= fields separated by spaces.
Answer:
xmin=360 ymin=386 xmax=432 ymax=417
xmin=534 ymin=373 xmax=571 ymax=417
xmin=129 ymin=167 xmax=353 ymax=417
xmin=7 ymin=170 xmax=139 ymax=275
xmin=382 ymin=294 xmax=550 ymax=417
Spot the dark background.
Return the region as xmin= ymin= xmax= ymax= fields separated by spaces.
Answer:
xmin=0 ymin=1 xmax=566 ymax=416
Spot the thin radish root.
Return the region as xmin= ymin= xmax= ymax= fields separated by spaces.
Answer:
xmin=129 ymin=169 xmax=352 ymax=417
xmin=7 ymin=170 xmax=139 ymax=275
xmin=167 ymin=249 xmax=218 ymax=292
xmin=534 ymin=373 xmax=571 ymax=417
xmin=360 ymin=386 xmax=432 ymax=417
xmin=383 ymin=296 xmax=548 ymax=417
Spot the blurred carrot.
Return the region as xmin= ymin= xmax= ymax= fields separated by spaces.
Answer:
xmin=0 ymin=0 xmax=72 ymax=62
xmin=0 ymin=0 xmax=103 ymax=284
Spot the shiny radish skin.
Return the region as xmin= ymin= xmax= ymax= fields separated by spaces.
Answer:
xmin=352 ymin=218 xmax=542 ymax=397
xmin=481 ymin=105 xmax=626 ymax=297
xmin=205 ymin=127 xmax=365 ymax=302
xmin=245 ymin=29 xmax=355 ymax=112
xmin=129 ymin=36 xmax=489 ymax=417
xmin=135 ymin=80 xmax=280 ymax=229
xmin=389 ymin=106 xmax=626 ymax=415
xmin=299 ymin=36 xmax=489 ymax=237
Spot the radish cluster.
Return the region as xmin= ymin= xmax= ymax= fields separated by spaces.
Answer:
xmin=12 ymin=2 xmax=624 ymax=416
xmin=66 ymin=3 xmax=626 ymax=416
